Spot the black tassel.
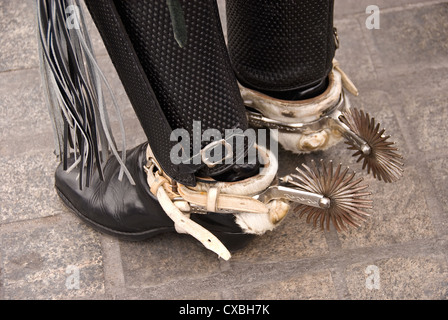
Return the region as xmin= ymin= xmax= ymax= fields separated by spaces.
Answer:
xmin=37 ymin=0 xmax=135 ymax=188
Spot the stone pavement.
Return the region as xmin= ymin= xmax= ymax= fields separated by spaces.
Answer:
xmin=1 ymin=0 xmax=448 ymax=300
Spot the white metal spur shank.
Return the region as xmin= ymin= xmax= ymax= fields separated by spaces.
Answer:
xmin=242 ymin=63 xmax=368 ymax=154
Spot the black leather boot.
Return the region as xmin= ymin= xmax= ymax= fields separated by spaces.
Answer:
xmin=55 ymin=142 xmax=254 ymax=251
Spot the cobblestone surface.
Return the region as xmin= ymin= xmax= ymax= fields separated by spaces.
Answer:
xmin=1 ymin=0 xmax=447 ymax=300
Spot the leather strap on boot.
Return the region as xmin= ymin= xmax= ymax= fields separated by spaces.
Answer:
xmin=144 ymin=144 xmax=290 ymax=260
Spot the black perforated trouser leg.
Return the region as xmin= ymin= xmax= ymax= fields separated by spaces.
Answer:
xmin=85 ymin=0 xmax=257 ymax=184
xmin=226 ymin=0 xmax=336 ymax=100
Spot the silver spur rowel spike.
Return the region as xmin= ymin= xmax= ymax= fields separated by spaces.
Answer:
xmin=336 ymin=107 xmax=404 ymax=183
xmin=277 ymin=160 xmax=373 ymax=232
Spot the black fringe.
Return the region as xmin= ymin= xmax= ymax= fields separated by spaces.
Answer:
xmin=37 ymin=0 xmax=134 ymax=188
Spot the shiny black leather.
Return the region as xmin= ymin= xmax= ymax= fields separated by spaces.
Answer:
xmin=55 ymin=143 xmax=254 ymax=250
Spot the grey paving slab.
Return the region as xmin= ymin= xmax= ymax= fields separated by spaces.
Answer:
xmin=119 ymin=233 xmax=222 ymax=288
xmin=334 ymin=0 xmax=441 ymax=19
xmin=425 ymin=157 xmax=448 ymax=231
xmin=0 ymin=68 xmax=50 ymax=142
xmin=228 ymin=270 xmax=338 ymax=300
xmin=0 ymin=214 xmax=105 ymax=299
xmin=122 ymin=257 xmax=337 ymax=300
xmin=345 ymin=255 xmax=448 ymax=299
xmin=121 ymin=280 xmax=224 ymax=300
xmin=402 ymin=94 xmax=448 ymax=154
xmin=388 ymin=67 xmax=448 ymax=155
xmin=359 ymin=2 xmax=448 ymax=78
xmin=230 ymin=218 xmax=329 ymax=263
xmin=0 ymin=148 xmax=61 ymax=224
xmin=0 ymin=0 xmax=39 ymax=72
xmin=338 ymin=165 xmax=436 ymax=249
